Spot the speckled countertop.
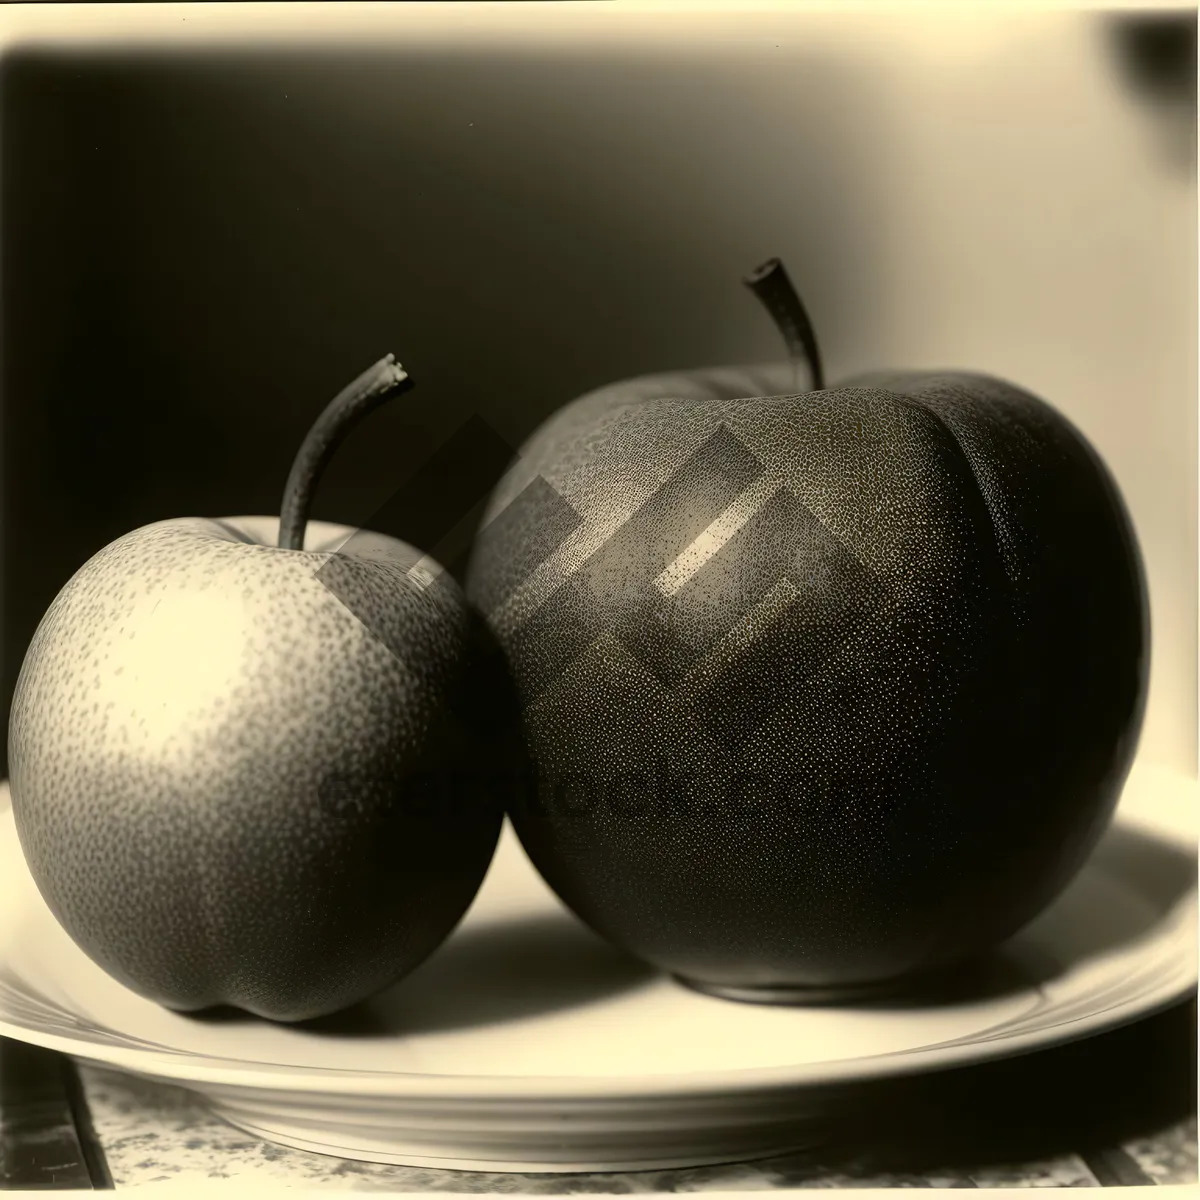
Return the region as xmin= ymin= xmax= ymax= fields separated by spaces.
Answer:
xmin=69 ymin=992 xmax=1197 ymax=1192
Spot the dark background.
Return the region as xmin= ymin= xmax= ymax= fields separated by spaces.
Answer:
xmin=1 ymin=7 xmax=1195 ymax=778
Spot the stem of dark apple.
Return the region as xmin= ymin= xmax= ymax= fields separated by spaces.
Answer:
xmin=277 ymin=354 xmax=415 ymax=551
xmin=743 ymin=258 xmax=825 ymax=392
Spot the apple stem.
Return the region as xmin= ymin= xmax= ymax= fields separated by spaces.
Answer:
xmin=277 ymin=354 xmax=415 ymax=551
xmin=743 ymin=258 xmax=825 ymax=392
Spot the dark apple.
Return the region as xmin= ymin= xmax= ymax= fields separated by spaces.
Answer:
xmin=464 ymin=260 xmax=1149 ymax=1002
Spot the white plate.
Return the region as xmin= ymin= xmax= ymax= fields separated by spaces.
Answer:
xmin=0 ymin=767 xmax=1195 ymax=1173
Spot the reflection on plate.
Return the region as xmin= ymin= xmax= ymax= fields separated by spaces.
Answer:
xmin=0 ymin=767 xmax=1194 ymax=1172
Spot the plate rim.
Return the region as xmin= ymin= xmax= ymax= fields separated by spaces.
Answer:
xmin=1 ymin=982 xmax=1194 ymax=1102
xmin=0 ymin=902 xmax=1193 ymax=1102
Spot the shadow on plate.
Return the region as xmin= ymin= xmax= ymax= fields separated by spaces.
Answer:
xmin=183 ymin=908 xmax=659 ymax=1037
xmin=300 ymin=910 xmax=659 ymax=1037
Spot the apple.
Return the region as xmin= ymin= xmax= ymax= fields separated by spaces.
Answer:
xmin=8 ymin=356 xmax=512 ymax=1022
xmin=465 ymin=260 xmax=1149 ymax=1002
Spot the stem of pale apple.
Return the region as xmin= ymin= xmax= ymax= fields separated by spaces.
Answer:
xmin=277 ymin=354 xmax=415 ymax=551
xmin=743 ymin=258 xmax=825 ymax=392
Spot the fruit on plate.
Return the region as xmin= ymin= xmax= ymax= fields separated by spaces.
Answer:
xmin=8 ymin=356 xmax=512 ymax=1022
xmin=465 ymin=259 xmax=1149 ymax=1002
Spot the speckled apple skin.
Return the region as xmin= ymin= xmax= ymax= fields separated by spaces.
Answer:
xmin=9 ymin=516 xmax=509 ymax=1022
xmin=465 ymin=362 xmax=1149 ymax=994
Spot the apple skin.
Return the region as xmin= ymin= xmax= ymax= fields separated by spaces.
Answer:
xmin=465 ymin=360 xmax=1149 ymax=998
xmin=9 ymin=515 xmax=511 ymax=1022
